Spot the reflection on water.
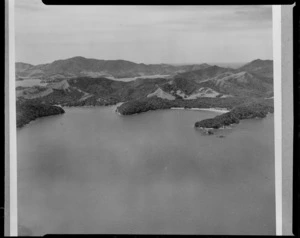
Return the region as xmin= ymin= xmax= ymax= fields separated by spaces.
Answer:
xmin=17 ymin=107 xmax=275 ymax=235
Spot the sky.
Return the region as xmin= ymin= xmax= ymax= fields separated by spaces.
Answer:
xmin=15 ymin=1 xmax=273 ymax=65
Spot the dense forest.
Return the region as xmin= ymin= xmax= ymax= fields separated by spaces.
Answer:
xmin=194 ymin=100 xmax=274 ymax=129
xmin=16 ymin=100 xmax=65 ymax=128
xmin=117 ymin=97 xmax=252 ymax=115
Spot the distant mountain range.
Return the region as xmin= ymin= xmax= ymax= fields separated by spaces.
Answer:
xmin=16 ymin=57 xmax=273 ymax=101
xmin=16 ymin=56 xmax=211 ymax=80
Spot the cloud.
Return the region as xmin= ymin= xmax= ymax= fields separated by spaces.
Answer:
xmin=128 ymin=5 xmax=272 ymax=33
xmin=15 ymin=4 xmax=273 ymax=64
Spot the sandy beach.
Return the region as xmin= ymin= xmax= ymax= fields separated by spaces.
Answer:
xmin=170 ymin=107 xmax=229 ymax=113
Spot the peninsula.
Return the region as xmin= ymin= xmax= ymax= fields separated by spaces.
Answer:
xmin=16 ymin=100 xmax=65 ymax=128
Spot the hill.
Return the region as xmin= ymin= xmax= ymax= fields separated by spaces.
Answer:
xmin=158 ymin=60 xmax=273 ymax=98
xmin=238 ymin=59 xmax=273 ymax=78
xmin=15 ymin=56 xmax=211 ymax=80
xmin=194 ymin=100 xmax=274 ymax=130
xmin=174 ymin=65 xmax=235 ymax=83
xmin=16 ymin=59 xmax=274 ymax=106
xmin=16 ymin=100 xmax=65 ymax=128
xmin=15 ymin=58 xmax=274 ymax=129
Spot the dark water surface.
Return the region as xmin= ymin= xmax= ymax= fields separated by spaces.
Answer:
xmin=17 ymin=107 xmax=275 ymax=235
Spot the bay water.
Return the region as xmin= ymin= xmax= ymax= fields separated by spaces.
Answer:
xmin=17 ymin=107 xmax=275 ymax=235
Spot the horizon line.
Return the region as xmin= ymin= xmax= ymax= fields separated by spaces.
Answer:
xmin=15 ymin=56 xmax=274 ymax=66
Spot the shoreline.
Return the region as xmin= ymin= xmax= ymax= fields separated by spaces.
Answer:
xmin=114 ymin=102 xmax=125 ymax=114
xmin=170 ymin=107 xmax=229 ymax=113
xmin=195 ymin=125 xmax=233 ymax=130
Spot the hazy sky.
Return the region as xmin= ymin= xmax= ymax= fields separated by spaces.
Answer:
xmin=15 ymin=1 xmax=273 ymax=65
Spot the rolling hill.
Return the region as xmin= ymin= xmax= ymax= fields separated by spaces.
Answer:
xmin=16 ymin=59 xmax=274 ymax=103
xmin=15 ymin=57 xmax=274 ymax=128
xmin=15 ymin=56 xmax=211 ymax=80
xmin=238 ymin=59 xmax=273 ymax=78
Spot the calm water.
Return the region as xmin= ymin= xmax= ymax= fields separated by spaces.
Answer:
xmin=17 ymin=107 xmax=275 ymax=235
xmin=107 ymin=74 xmax=171 ymax=82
